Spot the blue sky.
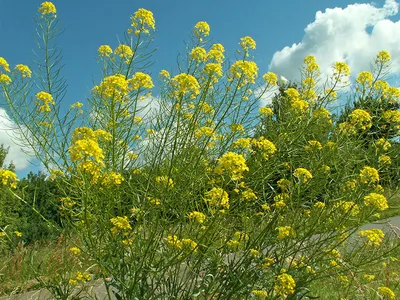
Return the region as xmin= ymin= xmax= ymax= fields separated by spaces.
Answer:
xmin=0 ymin=0 xmax=400 ymax=177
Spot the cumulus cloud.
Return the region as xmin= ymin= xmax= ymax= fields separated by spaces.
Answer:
xmin=268 ymin=0 xmax=400 ymax=86
xmin=0 ymin=109 xmax=32 ymax=170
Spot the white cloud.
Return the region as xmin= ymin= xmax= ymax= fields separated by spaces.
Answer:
xmin=269 ymin=0 xmax=400 ymax=84
xmin=0 ymin=108 xmax=32 ymax=170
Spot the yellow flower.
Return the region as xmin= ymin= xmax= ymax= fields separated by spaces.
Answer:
xmin=251 ymin=137 xmax=277 ymax=160
xmin=206 ymin=44 xmax=225 ymax=63
xmin=188 ymin=211 xmax=206 ymax=224
xmin=359 ymin=166 xmax=379 ymax=184
xmin=376 ymin=138 xmax=391 ymax=151
xmin=277 ymin=226 xmax=294 ymax=239
xmin=110 ymin=216 xmax=132 ymax=234
xmin=376 ymin=50 xmax=391 ymax=64
xmin=93 ymin=74 xmax=128 ymax=100
xmin=98 ymin=45 xmax=113 ymax=57
xmin=293 ymin=168 xmax=312 ymax=183
xmin=251 ymin=290 xmax=268 ymax=299
xmin=379 ymin=155 xmax=392 ymax=166
xmin=69 ymin=247 xmax=81 ymax=255
xmin=333 ymin=62 xmax=350 ymax=77
xmin=214 ymin=152 xmax=249 ymax=181
xmin=194 ymin=21 xmax=210 ymax=38
xmin=363 ymin=274 xmax=375 ymax=281
xmin=249 ymin=249 xmax=260 ymax=257
xmin=0 ymin=74 xmax=12 ymax=85
xmin=314 ymin=202 xmax=325 ymax=209
xmin=241 ymin=189 xmax=257 ymax=200
xmin=230 ymin=60 xmax=258 ymax=86
xmin=167 ymin=235 xmax=182 ymax=249
xmin=349 ymin=109 xmax=372 ymax=130
xmin=302 ymin=77 xmax=316 ymax=88
xmin=262 ymin=257 xmax=275 ymax=269
xmin=204 ymin=187 xmax=230 ymax=209
xmin=15 ymin=64 xmax=32 ymax=78
xmin=203 ymin=63 xmax=223 ymax=82
xmin=131 ymin=8 xmax=155 ymax=34
xmin=190 ymin=47 xmax=207 ymax=62
xmin=259 ymin=107 xmax=274 ymax=116
xmin=114 ymin=44 xmax=133 ymax=59
xmin=129 ymin=72 xmax=153 ymax=90
xmin=377 ymin=287 xmax=396 ymax=299
xmin=356 ymin=71 xmax=373 ymax=87
xmin=239 ymin=36 xmax=256 ymax=51
xmin=102 ymin=172 xmax=124 ymax=186
xmin=304 ymin=140 xmax=322 ymax=151
xmin=0 ymin=169 xmax=18 ymax=189
xmin=35 ymin=91 xmax=54 ymax=112
xmin=334 ymin=201 xmax=359 ymax=216
xmin=304 ymin=56 xmax=320 ymax=73
xmin=70 ymin=102 xmax=83 ymax=109
xmin=159 ymin=69 xmax=170 ymax=79
xmin=274 ymin=273 xmax=296 ymax=296
xmin=170 ymin=73 xmax=200 ymax=99
xmin=383 ymin=110 xmax=400 ymax=126
xmin=14 ymin=231 xmax=23 ymax=237
xmin=263 ymin=72 xmax=277 ymax=85
xmin=38 ymin=2 xmax=56 ymax=15
xmin=181 ymin=238 xmax=198 ymax=251
xmin=155 ymin=176 xmax=174 ymax=188
xmin=359 ymin=229 xmax=384 ymax=247
xmin=364 ymin=193 xmax=388 ymax=211
xmin=0 ymin=57 xmax=10 ymax=72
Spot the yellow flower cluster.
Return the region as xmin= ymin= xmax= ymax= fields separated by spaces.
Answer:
xmin=349 ymin=109 xmax=372 ymax=130
xmin=293 ymin=168 xmax=312 ymax=183
xmin=114 ymin=44 xmax=133 ymax=59
xmin=98 ymin=45 xmax=113 ymax=57
xmin=35 ymin=91 xmax=54 ymax=112
xmin=0 ymin=57 xmax=10 ymax=72
xmin=383 ymin=110 xmax=400 ymax=129
xmin=194 ymin=21 xmax=210 ymax=39
xmin=130 ymin=8 xmax=156 ymax=35
xmin=233 ymin=137 xmax=252 ymax=149
xmin=203 ymin=63 xmax=223 ymax=83
xmin=195 ymin=126 xmax=215 ymax=139
xmin=129 ymin=72 xmax=154 ymax=90
xmin=188 ymin=211 xmax=206 ymax=224
xmin=258 ymin=107 xmax=274 ymax=117
xmin=375 ymin=50 xmax=391 ymax=64
xmin=379 ymin=154 xmax=391 ymax=166
xmin=304 ymin=56 xmax=320 ymax=74
xmin=93 ymin=74 xmax=128 ymax=100
xmin=277 ymin=226 xmax=294 ymax=239
xmin=241 ymin=189 xmax=257 ymax=201
xmin=69 ymin=247 xmax=81 ymax=255
xmin=305 ymin=140 xmax=322 ymax=151
xmin=239 ymin=36 xmax=256 ymax=52
xmin=69 ymin=272 xmax=91 ymax=286
xmin=274 ymin=273 xmax=296 ymax=296
xmin=101 ymin=171 xmax=124 ymax=186
xmin=376 ymin=138 xmax=391 ymax=151
xmin=230 ymin=60 xmax=258 ymax=87
xmin=377 ymin=287 xmax=396 ymax=299
xmin=263 ymin=72 xmax=278 ymax=86
xmin=110 ymin=216 xmax=132 ymax=235
xmin=364 ymin=193 xmax=388 ymax=211
xmin=214 ymin=152 xmax=249 ymax=181
xmin=251 ymin=290 xmax=268 ymax=299
xmin=0 ymin=74 xmax=12 ymax=85
xmin=38 ymin=2 xmax=56 ymax=15
xmin=170 ymin=73 xmax=200 ymax=99
xmin=190 ymin=47 xmax=207 ymax=62
xmin=167 ymin=235 xmax=197 ymax=251
xmin=333 ymin=62 xmax=350 ymax=77
xmin=204 ymin=187 xmax=230 ymax=209
xmin=207 ymin=44 xmax=225 ymax=63
xmin=356 ymin=71 xmax=373 ymax=87
xmin=312 ymin=108 xmax=332 ymax=124
xmin=155 ymin=175 xmax=174 ymax=188
xmin=334 ymin=201 xmax=359 ymax=216
xmin=0 ymin=169 xmax=18 ymax=189
xmin=15 ymin=64 xmax=32 ymax=78
xmin=359 ymin=229 xmax=385 ymax=247
xmin=302 ymin=77 xmax=316 ymax=88
xmin=284 ymin=88 xmax=309 ymax=114
xmin=251 ymin=136 xmax=277 ymax=160
xmin=359 ymin=166 xmax=379 ymax=184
